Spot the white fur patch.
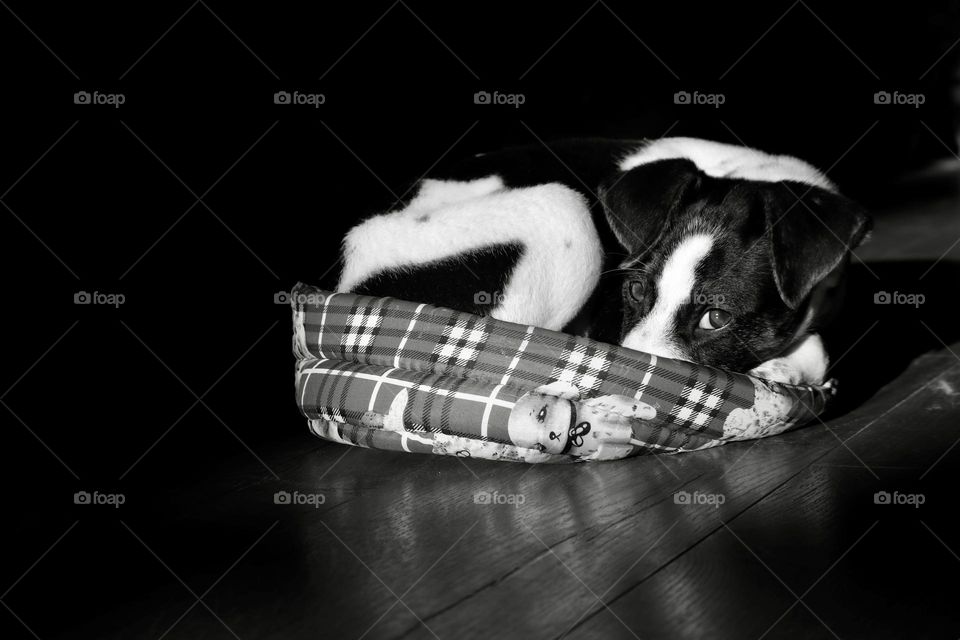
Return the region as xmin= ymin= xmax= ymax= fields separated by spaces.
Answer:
xmin=338 ymin=178 xmax=603 ymax=331
xmin=749 ymin=333 xmax=828 ymax=385
xmin=403 ymin=176 xmax=504 ymax=212
xmin=619 ymin=137 xmax=836 ymax=192
xmin=338 ymin=177 xmax=503 ymax=291
xmin=621 ymin=233 xmax=714 ymax=360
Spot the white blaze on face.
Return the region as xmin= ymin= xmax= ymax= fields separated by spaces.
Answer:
xmin=621 ymin=233 xmax=714 ymax=360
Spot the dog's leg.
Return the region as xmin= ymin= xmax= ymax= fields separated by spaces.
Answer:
xmin=748 ymin=333 xmax=829 ymax=385
xmin=338 ymin=182 xmax=603 ymax=331
xmin=401 ymin=176 xmax=505 ymax=214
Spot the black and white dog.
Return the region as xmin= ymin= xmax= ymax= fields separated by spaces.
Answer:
xmin=337 ymin=137 xmax=871 ymax=385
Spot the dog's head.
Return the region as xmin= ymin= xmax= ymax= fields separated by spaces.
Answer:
xmin=599 ymin=139 xmax=871 ymax=372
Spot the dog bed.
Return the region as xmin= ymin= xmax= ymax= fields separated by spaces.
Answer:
xmin=292 ymin=283 xmax=835 ymax=463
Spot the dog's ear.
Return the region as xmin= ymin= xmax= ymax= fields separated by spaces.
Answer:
xmin=599 ymin=159 xmax=704 ymax=257
xmin=763 ymin=182 xmax=871 ymax=309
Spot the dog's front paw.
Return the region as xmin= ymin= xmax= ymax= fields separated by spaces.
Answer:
xmin=749 ymin=359 xmax=805 ymax=385
xmin=749 ymin=334 xmax=829 ymax=386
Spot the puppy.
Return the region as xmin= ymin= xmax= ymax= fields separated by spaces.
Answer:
xmin=337 ymin=137 xmax=871 ymax=385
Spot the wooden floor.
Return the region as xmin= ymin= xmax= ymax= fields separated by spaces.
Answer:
xmin=26 ymin=163 xmax=960 ymax=639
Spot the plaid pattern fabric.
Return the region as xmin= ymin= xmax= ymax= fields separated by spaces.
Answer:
xmin=429 ymin=315 xmax=489 ymax=369
xmin=666 ymin=370 xmax=732 ymax=429
xmin=340 ymin=300 xmax=386 ymax=356
xmin=292 ymin=284 xmax=835 ymax=463
xmin=550 ymin=338 xmax=611 ymax=393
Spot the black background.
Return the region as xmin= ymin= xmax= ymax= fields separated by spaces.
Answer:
xmin=2 ymin=1 xmax=959 ymax=637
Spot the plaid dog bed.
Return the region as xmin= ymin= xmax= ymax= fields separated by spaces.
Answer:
xmin=292 ymin=283 xmax=835 ymax=463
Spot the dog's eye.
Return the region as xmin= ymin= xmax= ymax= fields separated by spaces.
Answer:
xmin=698 ymin=309 xmax=732 ymax=330
xmin=628 ymin=281 xmax=644 ymax=302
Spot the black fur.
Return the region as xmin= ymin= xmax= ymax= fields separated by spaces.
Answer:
xmin=351 ymin=243 xmax=524 ymax=318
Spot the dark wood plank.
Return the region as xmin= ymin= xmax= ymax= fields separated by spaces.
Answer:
xmin=568 ymin=356 xmax=960 ymax=639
